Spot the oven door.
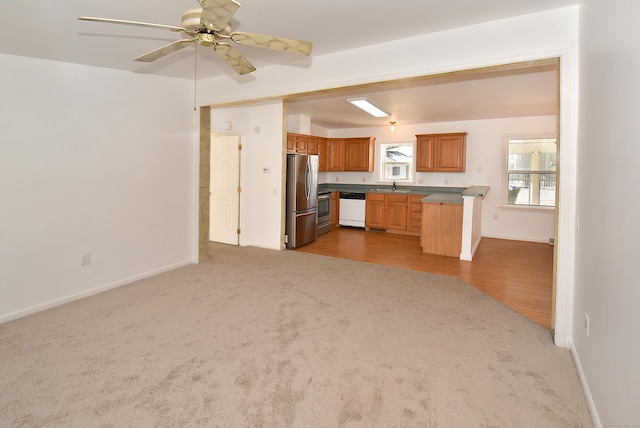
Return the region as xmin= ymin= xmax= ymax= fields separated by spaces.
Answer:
xmin=317 ymin=192 xmax=331 ymax=235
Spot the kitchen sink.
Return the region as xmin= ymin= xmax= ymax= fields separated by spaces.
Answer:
xmin=371 ymin=188 xmax=410 ymax=193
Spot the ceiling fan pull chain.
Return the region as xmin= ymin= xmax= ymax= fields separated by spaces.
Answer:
xmin=193 ymin=42 xmax=198 ymax=111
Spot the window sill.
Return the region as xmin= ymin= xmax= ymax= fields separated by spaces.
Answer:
xmin=500 ymin=204 xmax=555 ymax=211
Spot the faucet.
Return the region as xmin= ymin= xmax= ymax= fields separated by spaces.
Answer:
xmin=392 ymin=180 xmax=397 ymax=191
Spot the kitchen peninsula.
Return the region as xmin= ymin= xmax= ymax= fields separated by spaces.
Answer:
xmin=317 ymin=184 xmax=489 ymax=261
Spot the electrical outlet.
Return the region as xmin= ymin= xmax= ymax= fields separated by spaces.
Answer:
xmin=81 ymin=253 xmax=91 ymax=267
xmin=584 ymin=313 xmax=590 ymax=337
xmin=362 ymin=177 xmax=366 ymax=183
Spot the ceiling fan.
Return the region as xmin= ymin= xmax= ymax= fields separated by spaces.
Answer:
xmin=78 ymin=0 xmax=312 ymax=75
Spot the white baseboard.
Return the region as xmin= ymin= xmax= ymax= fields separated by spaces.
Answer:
xmin=0 ymin=259 xmax=194 ymax=324
xmin=482 ymin=233 xmax=550 ymax=243
xmin=570 ymin=343 xmax=601 ymax=428
xmin=460 ymin=235 xmax=483 ymax=261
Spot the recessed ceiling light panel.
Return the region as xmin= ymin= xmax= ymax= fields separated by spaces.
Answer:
xmin=346 ymin=97 xmax=390 ymax=117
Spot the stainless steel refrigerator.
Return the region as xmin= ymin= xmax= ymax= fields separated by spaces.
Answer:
xmin=285 ymin=154 xmax=319 ymax=249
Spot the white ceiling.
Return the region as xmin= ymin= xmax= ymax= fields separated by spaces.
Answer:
xmin=0 ymin=0 xmax=572 ymax=128
xmin=285 ymin=64 xmax=558 ymax=128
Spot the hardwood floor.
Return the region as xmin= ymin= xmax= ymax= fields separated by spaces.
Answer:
xmin=295 ymin=227 xmax=554 ymax=328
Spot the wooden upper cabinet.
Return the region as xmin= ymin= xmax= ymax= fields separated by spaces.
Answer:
xmin=344 ymin=137 xmax=375 ymax=172
xmin=327 ymin=139 xmax=346 ymax=171
xmin=306 ymin=136 xmax=318 ymax=155
xmin=287 ymin=132 xmax=316 ymax=154
xmin=286 ymin=133 xmax=296 ymax=153
xmin=415 ymin=135 xmax=436 ymax=171
xmin=295 ymin=135 xmax=308 ymax=153
xmin=317 ymin=137 xmax=328 ymax=171
xmin=289 ymin=134 xmax=375 ymax=171
xmin=416 ymin=132 xmax=467 ymax=172
xmin=437 ymin=133 xmax=466 ymax=172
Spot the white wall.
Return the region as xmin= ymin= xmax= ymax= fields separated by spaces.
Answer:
xmin=197 ymin=6 xmax=579 ymax=344
xmin=572 ymin=0 xmax=640 ymax=425
xmin=210 ymin=102 xmax=285 ymax=250
xmin=322 ymin=116 xmax=557 ymax=242
xmin=0 ymin=54 xmax=196 ymax=322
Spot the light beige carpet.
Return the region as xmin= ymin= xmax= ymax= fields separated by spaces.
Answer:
xmin=0 ymin=244 xmax=592 ymax=427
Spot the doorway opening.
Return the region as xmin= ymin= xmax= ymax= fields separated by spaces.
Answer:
xmin=197 ymin=58 xmax=562 ymax=333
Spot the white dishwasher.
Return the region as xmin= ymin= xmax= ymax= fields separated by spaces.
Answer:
xmin=339 ymin=192 xmax=366 ymax=228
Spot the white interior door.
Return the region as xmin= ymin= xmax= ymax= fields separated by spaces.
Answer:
xmin=210 ymin=134 xmax=240 ymax=245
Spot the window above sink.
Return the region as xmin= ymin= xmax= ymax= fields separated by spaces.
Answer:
xmin=379 ymin=142 xmax=415 ymax=183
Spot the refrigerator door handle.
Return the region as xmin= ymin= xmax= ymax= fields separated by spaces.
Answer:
xmin=305 ymin=162 xmax=312 ymax=200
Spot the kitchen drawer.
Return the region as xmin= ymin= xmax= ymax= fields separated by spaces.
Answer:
xmin=409 ymin=203 xmax=422 ymax=212
xmin=409 ymin=194 xmax=426 ymax=203
xmin=387 ymin=194 xmax=407 ymax=203
xmin=408 ymin=218 xmax=422 ymax=229
xmin=366 ymin=192 xmax=385 ymax=201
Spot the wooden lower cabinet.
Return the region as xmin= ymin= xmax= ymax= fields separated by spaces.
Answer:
xmin=386 ymin=195 xmax=408 ymax=231
xmin=330 ymin=191 xmax=339 ymax=227
xmin=406 ymin=194 xmax=427 ymax=234
xmin=365 ymin=193 xmax=385 ymax=228
xmin=421 ymin=202 xmax=463 ymax=257
xmin=365 ymin=193 xmax=407 ymax=232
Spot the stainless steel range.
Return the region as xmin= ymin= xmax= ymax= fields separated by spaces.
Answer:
xmin=317 ymin=191 xmax=332 ymax=235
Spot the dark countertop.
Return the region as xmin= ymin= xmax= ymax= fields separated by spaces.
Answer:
xmin=318 ymin=184 xmax=489 ymax=204
xmin=318 ymin=183 xmax=467 ymax=194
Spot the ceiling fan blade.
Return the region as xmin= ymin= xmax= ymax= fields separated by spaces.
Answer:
xmin=213 ymin=43 xmax=256 ymax=75
xmin=134 ymin=37 xmax=198 ymax=62
xmin=230 ymin=32 xmax=312 ymax=56
xmin=78 ymin=17 xmax=185 ymax=33
xmin=199 ymin=0 xmax=240 ymax=31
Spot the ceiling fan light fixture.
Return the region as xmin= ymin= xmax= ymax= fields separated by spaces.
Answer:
xmin=347 ymin=97 xmax=390 ymax=118
xmin=390 ymin=121 xmax=396 ymax=132
xmin=199 ymin=33 xmax=215 ymax=46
